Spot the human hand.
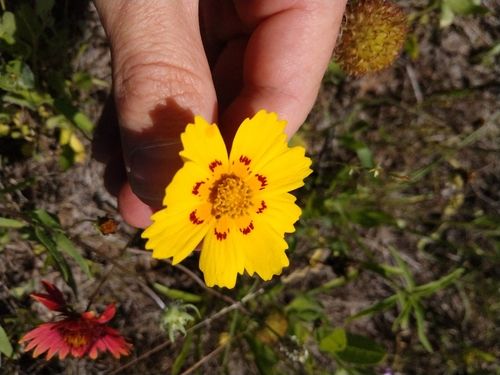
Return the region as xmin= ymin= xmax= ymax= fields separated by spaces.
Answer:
xmin=92 ymin=0 xmax=346 ymax=228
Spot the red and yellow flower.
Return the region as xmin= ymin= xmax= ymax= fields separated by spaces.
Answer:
xmin=142 ymin=110 xmax=312 ymax=288
xmin=20 ymin=281 xmax=131 ymax=360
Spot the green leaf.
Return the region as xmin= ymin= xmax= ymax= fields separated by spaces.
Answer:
xmin=19 ymin=62 xmax=35 ymax=89
xmin=348 ymin=294 xmax=398 ymax=321
xmin=0 ymin=217 xmax=26 ymax=229
xmin=285 ymin=295 xmax=324 ymax=322
xmin=441 ymin=0 xmax=488 ymax=27
xmin=0 ymin=60 xmax=35 ymax=93
xmin=412 ymin=301 xmax=433 ymax=352
xmin=392 ymin=298 xmax=412 ymax=331
xmin=0 ymin=324 xmax=13 ymax=357
xmin=29 ymin=209 xmax=89 ymax=284
xmin=388 ymin=246 xmax=415 ymax=289
xmin=444 ymin=0 xmax=488 ymax=14
xmin=54 ymin=98 xmax=94 ymax=137
xmin=34 ymin=226 xmax=76 ymax=293
xmin=0 ymin=11 xmax=16 ymax=44
xmin=72 ymin=71 xmax=93 ymax=91
xmin=413 ymin=268 xmax=464 ymax=298
xmin=319 ymin=328 xmax=347 ymax=354
xmin=362 ymin=262 xmax=404 ymax=279
xmin=336 ymin=333 xmax=386 ymax=365
xmin=153 ymin=283 xmax=201 ymax=303
xmin=30 ymin=209 xmax=60 ymax=229
xmin=54 ymin=232 xmax=91 ymax=278
xmin=356 ymin=147 xmax=374 ymax=169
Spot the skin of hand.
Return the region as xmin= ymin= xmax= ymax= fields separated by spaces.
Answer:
xmin=92 ymin=0 xmax=347 ymax=228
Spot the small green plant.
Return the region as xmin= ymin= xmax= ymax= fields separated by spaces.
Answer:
xmin=161 ymin=302 xmax=200 ymax=342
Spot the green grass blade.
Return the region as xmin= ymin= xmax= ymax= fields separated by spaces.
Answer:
xmin=413 ymin=268 xmax=464 ymax=298
xmin=0 ymin=217 xmax=26 ymax=228
xmin=348 ymin=294 xmax=398 ymax=321
xmin=413 ymin=301 xmax=433 ymax=352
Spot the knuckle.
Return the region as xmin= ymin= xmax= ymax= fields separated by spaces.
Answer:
xmin=113 ymin=53 xmax=207 ymax=128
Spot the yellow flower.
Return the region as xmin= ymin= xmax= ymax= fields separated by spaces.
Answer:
xmin=142 ymin=110 xmax=312 ymax=288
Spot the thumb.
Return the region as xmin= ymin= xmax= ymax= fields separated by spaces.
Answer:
xmin=95 ymin=1 xmax=216 ymax=225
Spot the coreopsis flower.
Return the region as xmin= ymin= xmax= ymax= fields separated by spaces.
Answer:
xmin=142 ymin=110 xmax=312 ymax=288
xmin=20 ymin=281 xmax=131 ymax=360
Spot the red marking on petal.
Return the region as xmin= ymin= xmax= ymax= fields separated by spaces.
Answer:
xmin=189 ymin=210 xmax=204 ymax=225
xmin=209 ymin=160 xmax=223 ymax=172
xmin=192 ymin=181 xmax=205 ymax=195
xmin=239 ymin=155 xmax=251 ymax=165
xmin=255 ymin=174 xmax=268 ymax=190
xmin=214 ymin=228 xmax=228 ymax=241
xmin=240 ymin=221 xmax=254 ymax=235
xmin=256 ymin=200 xmax=267 ymax=214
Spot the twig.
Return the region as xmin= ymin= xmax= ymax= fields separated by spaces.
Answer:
xmin=188 ymin=288 xmax=263 ymax=332
xmin=85 ymin=265 xmax=115 ymax=311
xmin=406 ymin=64 xmax=423 ymax=104
xmin=179 ymin=343 xmax=227 ymax=375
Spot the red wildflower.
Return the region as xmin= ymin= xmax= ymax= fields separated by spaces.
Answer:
xmin=20 ymin=281 xmax=131 ymax=360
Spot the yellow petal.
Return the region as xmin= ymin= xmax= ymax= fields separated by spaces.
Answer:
xmin=199 ymin=221 xmax=245 ymax=288
xmin=180 ymin=116 xmax=228 ymax=173
xmin=237 ymin=214 xmax=290 ymax=281
xmin=229 ymin=110 xmax=288 ymax=172
xmin=142 ymin=204 xmax=211 ymax=264
xmin=253 ymin=146 xmax=312 ymax=196
xmin=254 ymin=193 xmax=301 ymax=234
xmin=162 ymin=161 xmax=211 ymax=207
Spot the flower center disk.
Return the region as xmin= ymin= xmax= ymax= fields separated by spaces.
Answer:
xmin=209 ymin=174 xmax=252 ymax=218
xmin=64 ymin=331 xmax=89 ymax=348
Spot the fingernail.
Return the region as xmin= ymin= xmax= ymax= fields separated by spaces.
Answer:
xmin=126 ymin=140 xmax=183 ymax=206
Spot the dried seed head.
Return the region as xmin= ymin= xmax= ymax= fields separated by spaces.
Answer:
xmin=335 ymin=0 xmax=408 ymax=75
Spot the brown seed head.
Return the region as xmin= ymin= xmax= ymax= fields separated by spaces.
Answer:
xmin=335 ymin=0 xmax=408 ymax=75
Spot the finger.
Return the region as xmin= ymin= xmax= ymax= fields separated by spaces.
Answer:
xmin=91 ymin=95 xmax=121 ymax=164
xmin=118 ymin=183 xmax=154 ymax=228
xmin=95 ymin=0 xmax=217 ymax=214
xmin=93 ymin=96 xmax=127 ymax=199
xmin=103 ymin=154 xmax=126 ymax=198
xmin=222 ymin=0 xmax=346 ymax=139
